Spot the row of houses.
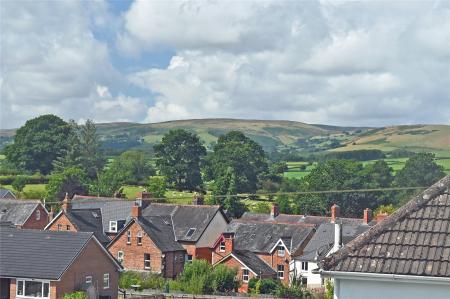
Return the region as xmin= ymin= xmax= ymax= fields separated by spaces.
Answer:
xmin=3 ymin=173 xmax=449 ymax=299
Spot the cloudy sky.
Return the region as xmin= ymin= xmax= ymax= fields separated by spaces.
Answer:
xmin=1 ymin=0 xmax=449 ymax=129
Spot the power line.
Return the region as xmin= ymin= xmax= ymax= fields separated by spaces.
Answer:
xmin=37 ymin=186 xmax=426 ymax=205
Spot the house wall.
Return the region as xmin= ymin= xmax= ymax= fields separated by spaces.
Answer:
xmin=334 ymin=278 xmax=450 ymax=299
xmin=257 ymin=251 xmax=290 ymax=285
xmin=220 ymin=257 xmax=255 ymax=293
xmin=22 ymin=205 xmax=49 ymax=229
xmin=290 ymin=260 xmax=322 ymax=287
xmin=196 ymin=212 xmax=228 ymax=248
xmin=46 ymin=213 xmax=77 ymax=232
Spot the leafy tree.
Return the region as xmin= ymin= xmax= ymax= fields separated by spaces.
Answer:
xmin=78 ymin=119 xmax=105 ymax=179
xmin=205 ymin=131 xmax=268 ymax=193
xmin=46 ymin=167 xmax=89 ymax=200
xmin=154 ymin=130 xmax=206 ymax=191
xmin=52 ymin=120 xmax=82 ymax=172
xmin=177 ymin=259 xmax=214 ymax=294
xmin=113 ymin=150 xmax=155 ymax=184
xmin=148 ymin=176 xmax=167 ymax=199
xmin=252 ymin=201 xmax=270 ymax=213
xmin=212 ymin=167 xmax=246 ymax=218
xmin=211 ymin=264 xmax=238 ymax=293
xmin=90 ymin=167 xmax=127 ymax=197
xmin=4 ymin=114 xmax=73 ymax=174
xmin=275 ymin=194 xmax=291 ymax=214
xmin=11 ymin=176 xmax=27 ymax=193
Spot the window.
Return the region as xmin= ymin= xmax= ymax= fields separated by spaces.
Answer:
xmin=86 ymin=276 xmax=92 ymax=286
xmin=109 ymin=221 xmax=117 ymax=232
xmin=103 ymin=273 xmax=110 ymax=289
xmin=118 ymin=251 xmax=124 ymax=263
xmin=301 ymin=261 xmax=309 ymax=271
xmin=16 ymin=280 xmax=50 ymax=298
xmin=242 ymin=269 xmax=249 ymax=283
xmin=277 ymin=245 xmax=285 ymax=256
xmin=219 ymin=241 xmax=226 ymax=252
xmin=144 ymin=253 xmax=151 ymax=270
xmin=185 ymin=254 xmax=193 ymax=263
xmin=36 ymin=210 xmax=41 ymax=221
xmin=277 ymin=265 xmax=284 ymax=279
xmin=137 ymin=231 xmax=143 ymax=245
xmin=127 ymin=230 xmax=131 ymax=244
xmin=57 ymin=224 xmax=62 ymax=231
xmin=185 ymin=228 xmax=196 ymax=238
xmin=66 ymin=225 xmax=71 ymax=231
xmin=301 ymin=277 xmax=308 ymax=286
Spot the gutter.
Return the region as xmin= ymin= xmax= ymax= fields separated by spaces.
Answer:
xmin=317 ymin=269 xmax=450 ymax=285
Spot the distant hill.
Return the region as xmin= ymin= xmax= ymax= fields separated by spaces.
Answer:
xmin=1 ymin=119 xmax=449 ymax=155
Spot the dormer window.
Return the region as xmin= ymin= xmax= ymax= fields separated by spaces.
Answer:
xmin=219 ymin=241 xmax=226 ymax=252
xmin=36 ymin=210 xmax=41 ymax=221
xmin=185 ymin=228 xmax=196 ymax=238
xmin=277 ymin=245 xmax=285 ymax=256
xmin=109 ymin=221 xmax=118 ymax=232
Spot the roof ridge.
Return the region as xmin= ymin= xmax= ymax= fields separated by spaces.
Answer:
xmin=321 ymin=174 xmax=450 ymax=270
xmin=232 ymin=219 xmax=315 ymax=227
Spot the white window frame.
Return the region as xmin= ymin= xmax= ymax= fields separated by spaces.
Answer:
xmin=36 ymin=210 xmax=41 ymax=221
xmin=277 ymin=264 xmax=284 ymax=279
xmin=85 ymin=276 xmax=92 ymax=286
xmin=144 ymin=253 xmax=151 ymax=270
xmin=103 ymin=273 xmax=110 ymax=289
xmin=219 ymin=241 xmax=226 ymax=252
xmin=277 ymin=245 xmax=285 ymax=257
xmin=118 ymin=251 xmax=124 ymax=263
xmin=109 ymin=221 xmax=118 ymax=233
xmin=16 ymin=278 xmax=50 ymax=299
xmin=126 ymin=230 xmax=131 ymax=244
xmin=242 ymin=268 xmax=249 ymax=283
xmin=301 ymin=261 xmax=308 ymax=271
xmin=137 ymin=231 xmax=143 ymax=245
xmin=185 ymin=254 xmax=193 ymax=263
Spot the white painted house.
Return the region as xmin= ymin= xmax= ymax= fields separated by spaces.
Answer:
xmin=318 ymin=175 xmax=450 ymax=299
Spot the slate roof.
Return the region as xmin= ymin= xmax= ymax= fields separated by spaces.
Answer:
xmin=142 ymin=203 xmax=225 ymax=242
xmin=0 ymin=199 xmax=41 ymax=226
xmin=300 ymin=221 xmax=373 ymax=262
xmin=0 ymin=189 xmax=16 ymax=199
xmin=321 ymin=175 xmax=450 ymax=278
xmin=224 ymin=250 xmax=276 ymax=276
xmin=241 ymin=211 xmax=364 ymax=226
xmin=137 ymin=217 xmax=185 ymax=252
xmin=225 ymin=220 xmax=313 ymax=254
xmin=0 ymin=227 xmax=93 ymax=279
xmin=64 ymin=209 xmax=111 ymax=245
xmin=71 ymin=195 xmax=134 ymax=233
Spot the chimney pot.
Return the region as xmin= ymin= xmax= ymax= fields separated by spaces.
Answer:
xmin=331 ymin=204 xmax=340 ymax=223
xmin=271 ymin=203 xmax=279 ymax=218
xmin=364 ymin=208 xmax=373 ymax=224
xmin=61 ymin=193 xmax=71 ymax=212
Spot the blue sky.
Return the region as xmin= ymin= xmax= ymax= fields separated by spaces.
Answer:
xmin=1 ymin=0 xmax=450 ymax=129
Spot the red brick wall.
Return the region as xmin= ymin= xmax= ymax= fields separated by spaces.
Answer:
xmin=256 ymin=251 xmax=290 ymax=285
xmin=220 ymin=257 xmax=253 ymax=293
xmin=46 ymin=213 xmax=77 ymax=232
xmin=22 ymin=205 xmax=49 ymax=229
xmin=195 ymin=247 xmax=212 ymax=263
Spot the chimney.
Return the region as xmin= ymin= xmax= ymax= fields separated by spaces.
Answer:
xmin=331 ymin=204 xmax=340 ymax=223
xmin=332 ymin=222 xmax=343 ymax=253
xmin=271 ymin=203 xmax=279 ymax=218
xmin=48 ymin=206 xmax=55 ymax=222
xmin=131 ymin=201 xmax=141 ymax=218
xmin=136 ymin=189 xmax=152 ymax=200
xmin=192 ymin=192 xmax=204 ymax=205
xmin=363 ymin=208 xmax=373 ymax=224
xmin=376 ymin=212 xmax=388 ymax=223
xmin=61 ymin=193 xmax=71 ymax=212
xmin=223 ymin=232 xmax=235 ymax=252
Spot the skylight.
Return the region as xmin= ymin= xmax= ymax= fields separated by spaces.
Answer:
xmin=185 ymin=228 xmax=196 ymax=238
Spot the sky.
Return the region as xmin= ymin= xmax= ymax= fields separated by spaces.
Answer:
xmin=1 ymin=0 xmax=450 ymax=129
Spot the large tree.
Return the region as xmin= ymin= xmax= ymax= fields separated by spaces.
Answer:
xmin=5 ymin=114 xmax=73 ymax=174
xmin=112 ymin=150 xmax=155 ymax=184
xmin=205 ymin=131 xmax=268 ymax=194
xmin=46 ymin=167 xmax=89 ymax=200
xmin=154 ymin=129 xmax=206 ymax=191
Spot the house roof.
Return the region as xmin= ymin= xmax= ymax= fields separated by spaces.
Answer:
xmin=63 ymin=209 xmax=111 ymax=244
xmin=137 ymin=217 xmax=185 ymax=252
xmin=0 ymin=226 xmax=93 ymax=280
xmin=225 ymin=220 xmax=313 ymax=254
xmin=0 ymin=199 xmax=42 ymax=226
xmin=221 ymin=250 xmax=276 ymax=277
xmin=321 ymin=175 xmax=450 ymax=278
xmin=142 ymin=203 xmax=225 ymax=242
xmin=300 ymin=221 xmax=373 ymax=262
xmin=0 ymin=189 xmax=16 ymax=199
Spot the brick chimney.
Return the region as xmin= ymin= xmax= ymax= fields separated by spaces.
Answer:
xmin=271 ymin=203 xmax=279 ymax=218
xmin=192 ymin=192 xmax=204 ymax=205
xmin=363 ymin=208 xmax=373 ymax=224
xmin=131 ymin=201 xmax=141 ymax=218
xmin=48 ymin=206 xmax=55 ymax=222
xmin=331 ymin=204 xmax=340 ymax=223
xmin=222 ymin=232 xmax=235 ymax=253
xmin=61 ymin=193 xmax=71 ymax=212
xmin=136 ymin=190 xmax=152 ymax=200
xmin=376 ymin=212 xmax=388 ymax=223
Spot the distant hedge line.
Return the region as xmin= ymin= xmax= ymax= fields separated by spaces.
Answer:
xmin=0 ymin=175 xmax=50 ymax=185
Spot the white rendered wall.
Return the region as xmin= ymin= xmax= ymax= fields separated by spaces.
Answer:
xmin=291 ymin=260 xmax=323 ymax=287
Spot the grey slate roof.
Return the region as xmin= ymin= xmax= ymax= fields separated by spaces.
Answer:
xmin=137 ymin=216 xmax=185 ymax=252
xmin=228 ymin=250 xmax=276 ymax=276
xmin=0 ymin=227 xmax=92 ymax=279
xmin=300 ymin=221 xmax=372 ymax=262
xmin=0 ymin=199 xmax=41 ymax=226
xmin=0 ymin=189 xmax=16 ymax=199
xmin=321 ymin=175 xmax=450 ymax=277
xmin=225 ymin=220 xmax=313 ymax=254
xmin=71 ymin=196 xmax=134 ymax=233
xmin=64 ymin=209 xmax=111 ymax=245
xmin=142 ymin=203 xmax=224 ymax=242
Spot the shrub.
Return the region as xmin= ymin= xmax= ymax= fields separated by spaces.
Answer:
xmin=325 ymin=280 xmax=334 ymax=299
xmin=177 ymin=260 xmax=214 ymax=294
xmin=212 ymin=264 xmax=238 ymax=293
xmin=119 ymin=271 xmax=142 ymax=289
xmin=141 ymin=273 xmax=165 ymax=290
xmin=257 ymin=279 xmax=279 ymax=295
xmin=62 ymin=292 xmax=88 ymax=299
xmin=12 ymin=176 xmax=27 ymax=192
xmin=248 ymin=278 xmax=259 ymax=293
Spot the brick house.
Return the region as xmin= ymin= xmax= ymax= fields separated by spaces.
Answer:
xmin=0 ymin=225 xmax=122 ymax=299
xmin=107 ymin=203 xmax=186 ymax=278
xmin=212 ymin=219 xmax=314 ymax=291
xmin=0 ymin=189 xmax=16 ymax=199
xmin=0 ymin=199 xmax=49 ymax=229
